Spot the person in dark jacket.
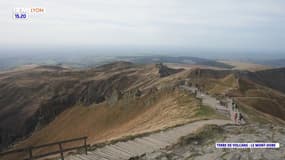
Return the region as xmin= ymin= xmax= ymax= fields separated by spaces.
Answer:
xmin=239 ymin=112 xmax=243 ymax=124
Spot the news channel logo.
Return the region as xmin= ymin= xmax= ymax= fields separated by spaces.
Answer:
xmin=13 ymin=8 xmax=45 ymax=20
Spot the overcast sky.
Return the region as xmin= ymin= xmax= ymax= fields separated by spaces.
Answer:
xmin=0 ymin=0 xmax=284 ymax=57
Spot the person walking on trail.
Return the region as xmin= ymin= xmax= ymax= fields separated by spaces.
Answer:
xmin=234 ymin=112 xmax=238 ymax=124
xmin=239 ymin=112 xmax=243 ymax=124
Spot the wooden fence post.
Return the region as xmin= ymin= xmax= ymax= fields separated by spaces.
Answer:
xmin=84 ymin=137 xmax=88 ymax=155
xmin=0 ymin=136 xmax=88 ymax=160
xmin=59 ymin=143 xmax=64 ymax=160
xmin=28 ymin=147 xmax=33 ymax=160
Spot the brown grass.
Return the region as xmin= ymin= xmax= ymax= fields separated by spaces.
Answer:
xmin=219 ymin=60 xmax=271 ymax=71
xmin=236 ymin=98 xmax=285 ymax=125
xmin=5 ymin=89 xmax=223 ymax=159
xmin=165 ymin=63 xmax=225 ymax=70
xmin=237 ymin=97 xmax=285 ymax=121
xmin=207 ymin=74 xmax=238 ymax=95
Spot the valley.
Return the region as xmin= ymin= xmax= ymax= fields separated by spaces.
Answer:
xmin=0 ymin=61 xmax=284 ymax=160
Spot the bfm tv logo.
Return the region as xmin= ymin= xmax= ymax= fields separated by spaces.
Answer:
xmin=13 ymin=7 xmax=45 ymax=20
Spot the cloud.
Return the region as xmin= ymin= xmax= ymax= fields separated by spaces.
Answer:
xmin=0 ymin=0 xmax=284 ymax=53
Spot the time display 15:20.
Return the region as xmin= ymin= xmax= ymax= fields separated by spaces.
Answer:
xmin=14 ymin=13 xmax=27 ymax=19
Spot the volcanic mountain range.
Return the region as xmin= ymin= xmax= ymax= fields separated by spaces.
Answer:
xmin=0 ymin=62 xmax=284 ymax=155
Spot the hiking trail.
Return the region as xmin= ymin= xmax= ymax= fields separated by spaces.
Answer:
xmin=66 ymin=86 xmax=243 ymax=160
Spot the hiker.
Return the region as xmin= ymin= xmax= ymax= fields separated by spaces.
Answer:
xmin=234 ymin=103 xmax=238 ymax=111
xmin=234 ymin=112 xmax=238 ymax=124
xmin=239 ymin=112 xmax=243 ymax=124
xmin=194 ymin=90 xmax=197 ymax=96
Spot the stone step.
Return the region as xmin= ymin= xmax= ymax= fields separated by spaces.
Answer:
xmin=99 ymin=148 xmax=125 ymax=160
xmin=65 ymin=119 xmax=233 ymax=160
xmin=126 ymin=140 xmax=151 ymax=153
xmin=104 ymin=145 xmax=131 ymax=158
xmin=76 ymin=154 xmax=99 ymax=160
xmin=132 ymin=139 xmax=158 ymax=151
xmin=111 ymin=144 xmax=136 ymax=157
xmin=115 ymin=142 xmax=141 ymax=155
xmin=90 ymin=149 xmax=116 ymax=160
xmin=142 ymin=137 xmax=169 ymax=147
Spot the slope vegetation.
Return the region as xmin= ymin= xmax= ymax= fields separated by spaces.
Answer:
xmin=4 ymin=86 xmax=223 ymax=160
xmin=0 ymin=62 xmax=185 ymax=150
xmin=184 ymin=68 xmax=285 ymax=124
xmin=243 ymin=67 xmax=285 ymax=94
xmin=1 ymin=63 xmax=285 ymax=159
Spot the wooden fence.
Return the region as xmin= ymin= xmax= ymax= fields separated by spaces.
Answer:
xmin=0 ymin=136 xmax=88 ymax=160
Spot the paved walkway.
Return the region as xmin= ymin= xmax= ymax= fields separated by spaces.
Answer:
xmin=65 ymin=85 xmax=240 ymax=160
xmin=180 ymin=85 xmax=245 ymax=124
xmin=66 ymin=119 xmax=232 ymax=160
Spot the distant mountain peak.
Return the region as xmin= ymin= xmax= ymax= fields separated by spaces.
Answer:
xmin=155 ymin=62 xmax=184 ymax=77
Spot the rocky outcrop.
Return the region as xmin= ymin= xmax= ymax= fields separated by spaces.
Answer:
xmin=105 ymin=89 xmax=123 ymax=105
xmin=155 ymin=63 xmax=184 ymax=77
xmin=0 ymin=62 xmax=140 ymax=150
xmin=135 ymin=124 xmax=285 ymax=160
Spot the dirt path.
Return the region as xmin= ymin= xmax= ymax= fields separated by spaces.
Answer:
xmin=66 ymin=119 xmax=232 ymax=160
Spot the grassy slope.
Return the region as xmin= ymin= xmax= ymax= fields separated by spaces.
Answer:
xmin=5 ymin=89 xmax=223 ymax=159
xmin=219 ymin=60 xmax=271 ymax=71
xmin=188 ymin=70 xmax=285 ymax=125
xmin=236 ymin=98 xmax=285 ymax=125
xmin=237 ymin=77 xmax=284 ymax=116
xmin=207 ymin=74 xmax=238 ymax=95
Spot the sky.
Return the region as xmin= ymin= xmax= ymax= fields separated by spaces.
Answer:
xmin=0 ymin=0 xmax=285 ymax=58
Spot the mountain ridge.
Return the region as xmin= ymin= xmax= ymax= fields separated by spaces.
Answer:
xmin=0 ymin=62 xmax=284 ymax=156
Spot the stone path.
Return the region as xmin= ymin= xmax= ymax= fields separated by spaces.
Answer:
xmin=65 ymin=85 xmax=239 ymax=160
xmin=180 ymin=85 xmax=245 ymax=124
xmin=66 ymin=119 xmax=232 ymax=160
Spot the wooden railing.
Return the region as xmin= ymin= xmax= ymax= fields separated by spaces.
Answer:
xmin=0 ymin=136 xmax=88 ymax=160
